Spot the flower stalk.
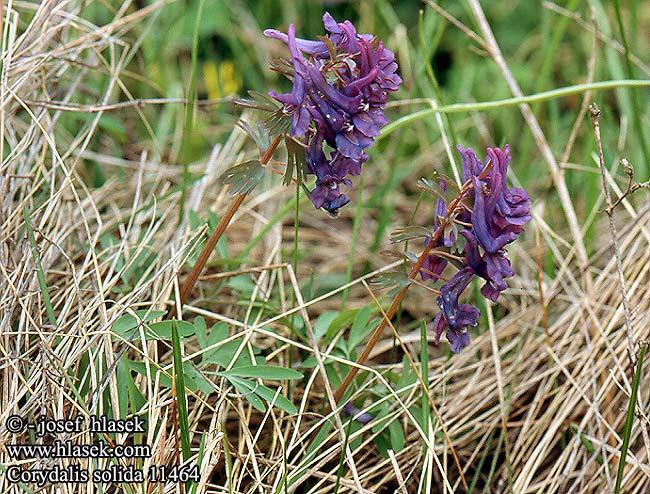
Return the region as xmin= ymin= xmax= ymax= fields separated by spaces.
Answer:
xmin=167 ymin=134 xmax=283 ymax=320
xmin=334 ymin=177 xmax=476 ymax=402
xmin=335 ymin=143 xmax=531 ymax=401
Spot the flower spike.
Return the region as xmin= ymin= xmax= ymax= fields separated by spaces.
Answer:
xmin=265 ymin=13 xmax=401 ymax=214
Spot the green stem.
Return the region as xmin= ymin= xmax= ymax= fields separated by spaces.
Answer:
xmin=293 ymin=180 xmax=300 ymax=280
xmin=611 ymin=0 xmax=650 ymax=170
xmin=614 ymin=344 xmax=647 ymax=494
xmin=289 ymin=180 xmax=301 ymax=397
xmin=24 ymin=207 xmax=57 ymax=327
xmin=420 ymin=320 xmax=431 ymax=489
xmin=379 ymin=79 xmax=650 ymax=141
xmin=341 ymin=176 xmax=364 ymax=310
xmin=333 ymin=417 xmax=355 ymax=494
xmin=179 ymin=0 xmax=206 ymax=222
xmin=418 ymin=9 xmax=457 ymax=149
xmin=172 ymin=320 xmax=191 ymax=462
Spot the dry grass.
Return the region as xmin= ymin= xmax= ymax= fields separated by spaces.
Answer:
xmin=1 ymin=1 xmax=649 ymax=494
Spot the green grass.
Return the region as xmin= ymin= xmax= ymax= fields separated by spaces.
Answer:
xmin=23 ymin=206 xmax=57 ymax=328
xmin=615 ymin=344 xmax=648 ymax=494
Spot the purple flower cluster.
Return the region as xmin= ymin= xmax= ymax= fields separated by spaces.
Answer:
xmin=423 ymin=145 xmax=531 ymax=353
xmin=265 ymin=13 xmax=401 ymax=214
xmin=341 ymin=401 xmax=373 ymax=425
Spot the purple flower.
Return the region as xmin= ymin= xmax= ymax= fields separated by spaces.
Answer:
xmin=432 ymin=267 xmax=480 ymax=353
xmin=459 ymin=145 xmax=531 ymax=253
xmin=470 ymin=175 xmax=518 ymax=253
xmin=461 ymin=230 xmax=513 ymax=302
xmin=420 ymin=236 xmax=448 ymax=281
xmin=420 ymin=181 xmax=453 ymax=281
xmin=421 ymin=145 xmax=530 ymax=353
xmin=341 ymin=401 xmax=373 ymax=425
xmin=265 ymin=13 xmax=401 ymax=215
xmin=458 ymin=145 xmax=484 ymax=183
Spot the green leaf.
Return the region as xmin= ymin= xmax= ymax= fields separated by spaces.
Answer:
xmin=112 ymin=310 xmax=167 ymax=338
xmin=397 ymin=355 xmax=417 ymax=390
xmin=251 ymin=383 xmax=297 ymax=415
xmin=390 ymin=225 xmax=431 ymax=244
xmin=207 ymin=210 xmax=219 ymax=229
xmin=234 ymin=90 xmax=279 ymax=112
xmin=201 ymin=322 xmax=229 ymax=364
xmin=129 ymin=360 xmax=172 ymax=388
xmin=147 ymin=320 xmax=196 ymax=341
xmin=227 ymin=376 xmax=266 ymax=412
xmin=284 ymin=135 xmax=306 ymax=186
xmin=374 ymin=432 xmax=391 ymax=457
xmin=417 ymin=173 xmax=457 ymax=194
xmin=236 ymin=120 xmax=269 ymax=151
xmin=313 ymin=311 xmax=340 ymax=342
xmin=221 ymin=365 xmax=303 ymax=380
xmin=225 ymin=375 xmax=298 ymax=415
xmin=128 ymin=359 xmax=211 ymax=393
xmin=388 ymin=419 xmax=405 ymax=452
xmin=125 ymin=365 xmax=147 ymax=413
xmin=347 ymin=306 xmax=374 ymax=351
xmin=188 ymin=210 xmax=202 ymax=230
xmin=265 ymin=109 xmax=291 ymax=137
xmin=304 ymin=420 xmax=333 ymax=461
xmin=371 ymin=271 xmax=412 ymax=296
xmin=222 ymin=159 xmax=265 ymax=195
xmin=324 ymin=309 xmax=358 ymax=340
xmin=324 ymin=364 xmax=341 ymax=389
xmin=116 ymin=359 xmax=131 ymax=419
xmin=181 ymin=362 xmax=216 ymax=393
xmin=226 ymin=274 xmax=256 ymax=295
xmin=300 ymin=356 xmax=318 ymax=368
xmin=348 ymin=420 xmax=363 ymax=451
xmin=199 ymin=322 xmax=263 ymax=369
xmin=195 ymin=316 xmax=208 ymax=348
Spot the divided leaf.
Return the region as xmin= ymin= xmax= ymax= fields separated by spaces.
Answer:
xmin=372 ymin=271 xmax=412 ymax=296
xmin=390 ymin=225 xmax=431 ymax=244
xmin=284 ymin=135 xmax=306 ymax=186
xmin=222 ymin=159 xmax=265 ymax=195
xmin=233 ymin=90 xmax=280 ymax=112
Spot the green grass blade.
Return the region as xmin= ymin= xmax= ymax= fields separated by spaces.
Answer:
xmin=467 ymin=429 xmax=495 ymax=494
xmin=418 ymin=8 xmax=457 ymax=149
xmin=23 ymin=206 xmax=56 ymax=327
xmin=333 ymin=417 xmax=356 ymax=494
xmin=341 ymin=176 xmax=364 ymax=309
xmin=614 ymin=344 xmax=648 ymax=494
xmin=611 ymin=0 xmax=650 ymax=167
xmin=0 ymin=464 xmax=34 ymax=493
xmin=379 ymin=80 xmax=650 ymax=141
xmin=172 ymin=319 xmax=192 ymax=462
xmin=179 ymin=0 xmax=207 ymax=221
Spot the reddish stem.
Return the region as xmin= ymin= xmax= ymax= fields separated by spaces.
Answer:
xmin=167 ymin=135 xmax=283 ymax=320
xmin=333 ymin=178 xmax=475 ymax=402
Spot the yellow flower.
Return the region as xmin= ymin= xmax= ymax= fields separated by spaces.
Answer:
xmin=203 ymin=60 xmax=241 ymax=99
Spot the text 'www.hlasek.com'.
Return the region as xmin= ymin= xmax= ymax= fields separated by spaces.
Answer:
xmin=3 ymin=414 xmax=199 ymax=487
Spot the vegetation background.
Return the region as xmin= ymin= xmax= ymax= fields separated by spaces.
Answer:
xmin=1 ymin=0 xmax=649 ymax=493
